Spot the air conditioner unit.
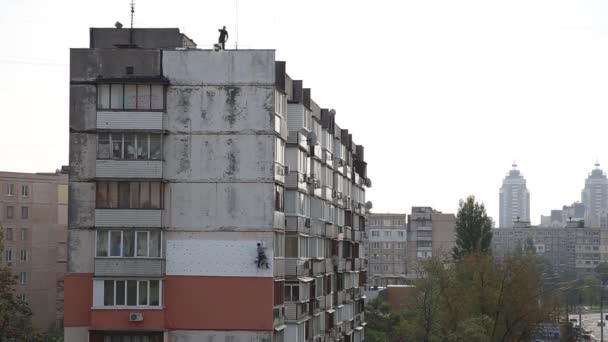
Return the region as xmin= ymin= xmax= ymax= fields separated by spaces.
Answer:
xmin=305 ymin=218 xmax=312 ymax=228
xmin=314 ymin=180 xmax=321 ymax=188
xmin=332 ymin=190 xmax=337 ymax=198
xmin=128 ymin=313 xmax=144 ymax=322
xmin=337 ymin=192 xmax=343 ymax=200
xmin=284 ymin=166 xmax=290 ymax=174
xmin=307 ymin=175 xmax=314 ymax=184
xmin=302 ymin=174 xmax=308 ymax=182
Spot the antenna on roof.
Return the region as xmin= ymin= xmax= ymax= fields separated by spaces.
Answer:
xmin=235 ymin=0 xmax=239 ymax=49
xmin=129 ymin=0 xmax=135 ymax=45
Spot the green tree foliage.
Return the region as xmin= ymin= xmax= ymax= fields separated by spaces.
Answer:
xmin=0 ymin=224 xmax=40 ymax=341
xmin=366 ymin=254 xmax=558 ymax=342
xmin=452 ymin=196 xmax=493 ymax=259
xmin=365 ymin=298 xmax=404 ymax=342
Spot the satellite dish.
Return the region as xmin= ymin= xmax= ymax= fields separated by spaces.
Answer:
xmin=307 ymin=132 xmax=317 ymax=146
xmin=365 ymin=201 xmax=373 ymax=210
xmin=115 ymin=21 xmax=123 ymax=29
xmin=329 ymin=109 xmax=336 ymax=115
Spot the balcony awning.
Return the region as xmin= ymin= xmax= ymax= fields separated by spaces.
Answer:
xmin=274 ymin=324 xmax=287 ymax=331
xmin=326 ymin=309 xmax=336 ymax=313
xmin=298 ymin=276 xmax=314 ymax=283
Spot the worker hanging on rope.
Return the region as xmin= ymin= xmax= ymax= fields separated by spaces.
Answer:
xmin=218 ymin=26 xmax=229 ymax=50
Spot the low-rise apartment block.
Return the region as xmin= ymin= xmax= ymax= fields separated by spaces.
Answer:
xmin=0 ymin=170 xmax=68 ymax=331
xmin=65 ymin=27 xmax=369 ymax=342
xmin=492 ymin=221 xmax=608 ymax=275
xmin=365 ymin=213 xmax=407 ymax=286
xmin=406 ymin=207 xmax=456 ymax=276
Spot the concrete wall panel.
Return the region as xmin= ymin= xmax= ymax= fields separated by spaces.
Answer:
xmin=70 ymin=49 xmax=161 ymax=82
xmin=68 ymin=182 xmax=95 ymax=228
xmin=69 ymin=133 xmax=96 ymax=181
xmin=67 ymin=229 xmax=95 ymax=273
xmin=164 ymin=134 xmax=274 ymax=181
xmin=166 ymin=231 xmax=273 ymax=277
xmin=166 ymin=182 xmax=274 ymax=230
xmin=166 ymin=86 xmax=274 ymax=133
xmin=70 ymin=85 xmax=97 ymax=131
xmin=163 ymin=50 xmax=275 ymax=85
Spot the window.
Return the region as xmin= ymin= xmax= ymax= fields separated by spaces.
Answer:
xmin=21 ymin=207 xmax=28 ymax=219
xmin=5 ymin=184 xmax=15 ymax=196
xmin=5 ymin=249 xmax=12 ymax=262
xmin=275 ymin=138 xmax=285 ymax=165
xmin=274 ymin=232 xmax=285 ymax=258
xmin=21 ymin=185 xmax=29 ymax=197
xmin=5 ymin=228 xmax=12 ymax=241
xmin=96 ymin=230 xmax=161 ymax=258
xmin=101 ymin=279 xmax=161 ymax=307
xmin=274 ymin=280 xmax=284 ymax=306
xmin=20 ymin=249 xmax=27 ymax=262
xmin=275 ymin=184 xmax=284 ymax=212
xmin=17 ymin=293 xmax=27 ymax=303
xmin=398 ymin=231 xmax=404 ymax=238
xmin=275 ymin=90 xmax=287 ymax=116
xmin=96 ymin=181 xmax=164 ymax=209
xmin=97 ymin=133 xmax=162 ymax=160
xmin=397 ymin=243 xmax=405 ymax=249
xmin=19 ymin=272 xmax=28 ymax=285
xmin=97 ymin=84 xmax=164 ymax=111
xmin=371 ymin=230 xmax=379 ymax=237
xmin=285 ymin=283 xmax=300 ymax=302
xmin=384 ymin=231 xmax=391 ymax=237
xmin=20 ymin=228 xmax=27 ymax=241
xmin=5 ymin=206 xmax=13 ymax=219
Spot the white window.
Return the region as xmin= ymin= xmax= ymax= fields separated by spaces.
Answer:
xmin=5 ymin=249 xmax=12 ymax=262
xmin=398 ymin=231 xmax=404 ymax=238
xmin=384 ymin=231 xmax=391 ymax=237
xmin=5 ymin=184 xmax=15 ymax=196
xmin=96 ymin=230 xmax=162 ymax=258
xmin=274 ymin=90 xmax=287 ymax=116
xmin=17 ymin=293 xmax=27 ymax=303
xmin=397 ymin=243 xmax=405 ymax=249
xmin=371 ymin=230 xmax=379 ymax=237
xmin=21 ymin=185 xmax=29 ymax=197
xmin=97 ymin=84 xmax=164 ymax=111
xmin=19 ymin=249 xmax=27 ymax=262
xmin=20 ymin=228 xmax=27 ymax=241
xmin=275 ymin=138 xmax=285 ymax=165
xmin=274 ymin=232 xmax=285 ymax=258
xmin=19 ymin=272 xmax=28 ymax=285
xmin=100 ymin=279 xmax=161 ymax=307
xmin=285 ymin=283 xmax=300 ymax=302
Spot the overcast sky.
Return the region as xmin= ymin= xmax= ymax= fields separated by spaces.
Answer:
xmin=2 ymin=0 xmax=608 ymax=223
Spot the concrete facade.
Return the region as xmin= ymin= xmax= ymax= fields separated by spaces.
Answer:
xmin=492 ymin=221 xmax=608 ymax=275
xmin=405 ymin=207 xmax=456 ymax=276
xmin=66 ymin=27 xmax=369 ymax=342
xmin=499 ymin=164 xmax=530 ymax=228
xmin=0 ymin=170 xmax=68 ymax=331
xmin=365 ymin=213 xmax=407 ymax=286
xmin=582 ymin=163 xmax=608 ymax=228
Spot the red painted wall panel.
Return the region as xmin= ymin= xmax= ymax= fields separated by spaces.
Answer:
xmin=64 ymin=273 xmax=93 ymax=327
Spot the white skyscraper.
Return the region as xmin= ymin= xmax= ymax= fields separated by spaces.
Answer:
xmin=499 ymin=164 xmax=530 ymax=228
xmin=581 ymin=163 xmax=608 ymax=228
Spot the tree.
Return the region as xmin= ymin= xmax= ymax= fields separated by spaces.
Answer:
xmin=452 ymin=195 xmax=493 ymax=259
xmin=0 ymin=224 xmax=38 ymax=341
xmin=596 ymin=262 xmax=608 ymax=284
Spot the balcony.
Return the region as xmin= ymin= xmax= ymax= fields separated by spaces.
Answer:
xmin=97 ymin=111 xmax=163 ymax=130
xmin=285 ymin=216 xmax=311 ymax=234
xmin=275 ymin=163 xmax=286 ymax=184
xmin=94 ymin=258 xmax=164 ymax=277
xmin=312 ymin=259 xmax=326 ymax=275
xmin=95 ymin=209 xmax=162 ymax=227
xmin=96 ymin=160 xmax=163 ymax=179
xmin=274 ymin=258 xmax=285 ymax=278
xmin=285 ymin=258 xmax=311 ymax=277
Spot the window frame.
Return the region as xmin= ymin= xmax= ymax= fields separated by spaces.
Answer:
xmin=100 ymin=279 xmax=162 ymax=308
xmin=97 ymin=83 xmax=165 ymax=112
xmin=21 ymin=185 xmax=29 ymax=198
xmin=97 ymin=133 xmax=163 ymax=161
xmin=96 ymin=229 xmax=162 ymax=258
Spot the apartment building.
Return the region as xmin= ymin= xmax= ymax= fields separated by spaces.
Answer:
xmin=0 ymin=170 xmax=68 ymax=331
xmin=365 ymin=213 xmax=407 ymax=286
xmin=405 ymin=207 xmax=456 ymax=276
xmin=65 ymin=27 xmax=369 ymax=342
xmin=492 ymin=221 xmax=608 ymax=275
xmin=582 ymin=163 xmax=608 ymax=228
xmin=499 ymin=164 xmax=530 ymax=228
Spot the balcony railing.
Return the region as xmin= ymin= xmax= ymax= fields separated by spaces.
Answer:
xmin=96 ymin=160 xmax=163 ymax=179
xmin=97 ymin=111 xmax=163 ymax=130
xmin=95 ymin=209 xmax=162 ymax=227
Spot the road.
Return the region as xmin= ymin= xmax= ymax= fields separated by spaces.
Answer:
xmin=569 ymin=313 xmax=606 ymax=341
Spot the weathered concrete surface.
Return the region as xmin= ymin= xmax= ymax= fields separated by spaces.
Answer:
xmin=164 ymin=134 xmax=274 ymax=181
xmin=90 ymin=28 xmax=187 ymax=49
xmin=163 ymin=50 xmax=275 ymax=85
xmin=67 ymin=182 xmax=95 ymax=228
xmin=67 ymin=228 xmax=95 ymax=273
xmin=70 ymin=49 xmax=161 ymax=82
xmin=69 ymin=85 xmax=97 ymax=132
xmin=166 ymin=86 xmax=274 ymax=132
xmin=165 ymin=183 xmax=274 ymax=230
xmin=168 ymin=331 xmax=272 ymax=342
xmin=69 ymin=133 xmax=96 ymax=181
xmin=64 ymin=327 xmax=88 ymax=341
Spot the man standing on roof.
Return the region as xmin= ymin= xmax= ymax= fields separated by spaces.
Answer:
xmin=218 ymin=26 xmax=229 ymax=50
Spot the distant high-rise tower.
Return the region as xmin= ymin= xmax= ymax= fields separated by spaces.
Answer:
xmin=499 ymin=163 xmax=530 ymax=228
xmin=581 ymin=163 xmax=608 ymax=227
